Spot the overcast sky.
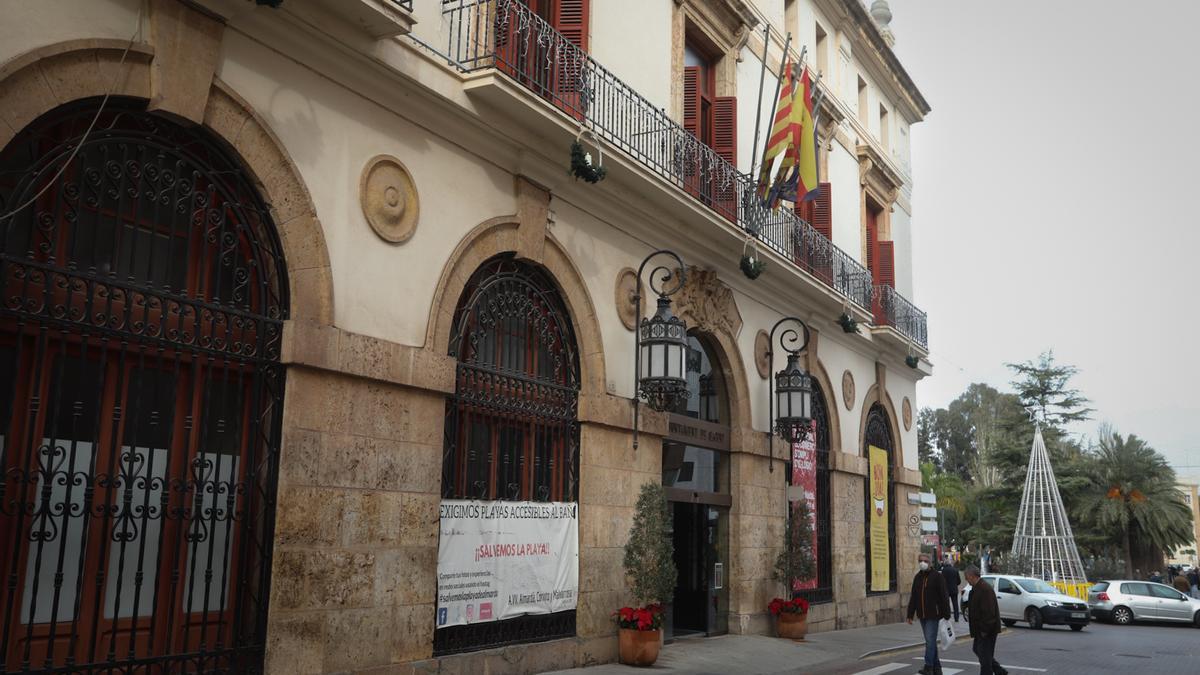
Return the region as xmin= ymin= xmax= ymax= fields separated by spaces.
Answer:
xmin=888 ymin=1 xmax=1200 ymax=475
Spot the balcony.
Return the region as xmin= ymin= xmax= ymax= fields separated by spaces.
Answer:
xmin=872 ymin=284 xmax=927 ymax=349
xmin=433 ymin=0 xmax=926 ymax=350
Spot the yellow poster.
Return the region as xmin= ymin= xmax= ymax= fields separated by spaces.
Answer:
xmin=868 ymin=445 xmax=890 ymax=592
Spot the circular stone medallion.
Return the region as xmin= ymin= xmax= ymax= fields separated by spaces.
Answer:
xmin=360 ymin=154 xmax=418 ymax=244
xmin=753 ymin=330 xmax=770 ymax=379
xmin=841 ymin=370 xmax=855 ymax=411
xmin=902 ymin=397 xmax=913 ymax=431
xmin=614 ymin=268 xmax=643 ymax=331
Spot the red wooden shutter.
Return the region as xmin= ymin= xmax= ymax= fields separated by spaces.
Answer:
xmin=555 ymin=0 xmax=589 ymax=52
xmin=713 ymin=96 xmax=738 ymax=222
xmin=877 ymin=240 xmax=895 ymax=288
xmin=683 ymin=66 xmax=701 ymax=138
xmin=811 ymin=182 xmax=832 ymax=240
xmin=865 ymin=209 xmax=878 ymax=276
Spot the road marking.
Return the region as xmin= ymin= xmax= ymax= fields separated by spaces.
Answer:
xmin=854 ymin=665 xmax=962 ymax=675
xmin=848 ymin=665 xmax=911 ymax=675
xmin=914 ymin=656 xmax=1048 ymax=672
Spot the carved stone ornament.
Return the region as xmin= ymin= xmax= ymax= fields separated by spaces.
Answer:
xmin=841 ymin=369 xmax=855 ymax=411
xmin=673 ymin=266 xmax=742 ymax=339
xmin=902 ymin=396 xmax=913 ymax=431
xmin=360 ymin=154 xmax=419 ymax=244
xmin=753 ymin=329 xmax=770 ymax=379
xmin=615 ymin=268 xmax=642 ymax=331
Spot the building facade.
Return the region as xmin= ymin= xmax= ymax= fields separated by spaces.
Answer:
xmin=0 ymin=0 xmax=930 ymax=672
xmin=1169 ymin=481 xmax=1199 ymax=567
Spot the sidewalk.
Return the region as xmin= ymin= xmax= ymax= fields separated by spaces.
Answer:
xmin=546 ymin=618 xmax=971 ymax=675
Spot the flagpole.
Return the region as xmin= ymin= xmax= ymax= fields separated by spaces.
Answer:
xmin=748 ymin=24 xmax=772 ymax=177
xmin=751 ymin=33 xmax=795 ymax=185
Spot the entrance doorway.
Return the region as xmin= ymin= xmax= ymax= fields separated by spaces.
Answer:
xmin=669 ymin=502 xmax=728 ymax=637
xmin=661 ymin=334 xmax=731 ymax=639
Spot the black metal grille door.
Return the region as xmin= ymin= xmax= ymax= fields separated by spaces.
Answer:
xmin=863 ymin=403 xmax=897 ymax=594
xmin=796 ymin=383 xmax=832 ymax=605
xmin=0 ymin=99 xmax=287 ymax=673
xmin=436 ymin=255 xmax=579 ymax=655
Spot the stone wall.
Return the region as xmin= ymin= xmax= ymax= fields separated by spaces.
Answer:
xmin=265 ymin=366 xmax=444 ymax=673
xmin=728 ymin=452 xmax=786 ymax=636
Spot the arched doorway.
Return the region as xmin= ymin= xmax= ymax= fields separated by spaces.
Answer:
xmin=0 ymin=98 xmax=287 ymax=671
xmin=435 ymin=254 xmax=581 ymax=655
xmin=662 ymin=333 xmax=731 ymax=638
xmin=864 ymin=403 xmax=897 ymax=594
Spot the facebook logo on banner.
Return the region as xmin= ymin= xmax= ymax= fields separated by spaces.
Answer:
xmin=437 ymin=607 xmax=448 ymax=626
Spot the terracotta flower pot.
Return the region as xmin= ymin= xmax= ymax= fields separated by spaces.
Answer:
xmin=776 ymin=611 xmax=808 ymax=640
xmin=618 ymin=627 xmax=662 ymax=666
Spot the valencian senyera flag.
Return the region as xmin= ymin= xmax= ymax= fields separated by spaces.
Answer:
xmin=757 ymin=63 xmax=819 ymax=211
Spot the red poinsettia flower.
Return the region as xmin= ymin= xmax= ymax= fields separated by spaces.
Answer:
xmin=767 ymin=597 xmax=809 ymax=615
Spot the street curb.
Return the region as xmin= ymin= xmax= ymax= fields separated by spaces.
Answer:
xmin=856 ymin=628 xmax=1007 ymax=660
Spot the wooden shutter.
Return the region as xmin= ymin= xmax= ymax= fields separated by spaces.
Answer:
xmin=555 ymin=0 xmax=589 ymax=52
xmin=713 ymin=96 xmax=738 ymax=222
xmin=865 ymin=209 xmax=878 ymax=276
xmin=811 ymin=182 xmax=832 ymax=240
xmin=683 ymin=66 xmax=701 ymax=138
xmin=876 ymin=240 xmax=895 ymax=288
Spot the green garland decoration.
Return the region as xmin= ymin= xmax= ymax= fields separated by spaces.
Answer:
xmin=740 ymin=254 xmax=766 ymax=279
xmin=569 ymin=141 xmax=607 ymax=183
xmin=905 ymin=355 xmax=920 ymax=369
xmin=836 ymin=313 xmax=859 ymax=334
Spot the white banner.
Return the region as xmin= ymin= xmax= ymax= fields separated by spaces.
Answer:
xmin=436 ymin=500 xmax=578 ymax=629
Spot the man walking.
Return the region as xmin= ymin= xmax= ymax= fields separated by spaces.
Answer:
xmin=941 ymin=559 xmax=963 ymax=622
xmin=1188 ymin=567 xmax=1199 ymax=599
xmin=907 ymin=553 xmax=951 ymax=675
xmin=965 ymin=565 xmax=1007 ymax=675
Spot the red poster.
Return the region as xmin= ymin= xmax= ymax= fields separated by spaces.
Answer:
xmin=791 ymin=420 xmax=818 ymax=592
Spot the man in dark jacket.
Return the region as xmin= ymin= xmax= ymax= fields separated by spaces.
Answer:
xmin=941 ymin=560 xmax=963 ymax=622
xmin=965 ymin=566 xmax=1007 ymax=675
xmin=907 ymin=553 xmax=951 ymax=675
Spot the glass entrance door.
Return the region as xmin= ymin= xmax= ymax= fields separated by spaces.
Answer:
xmin=666 ymin=502 xmax=728 ymax=638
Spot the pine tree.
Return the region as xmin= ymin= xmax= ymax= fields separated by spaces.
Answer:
xmin=623 ymin=482 xmax=677 ymax=606
xmin=774 ymin=499 xmax=816 ymax=592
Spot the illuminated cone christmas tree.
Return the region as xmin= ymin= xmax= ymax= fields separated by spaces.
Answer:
xmin=1010 ymin=425 xmax=1087 ymax=583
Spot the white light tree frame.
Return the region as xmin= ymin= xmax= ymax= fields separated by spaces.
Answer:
xmin=1010 ymin=425 xmax=1087 ymax=583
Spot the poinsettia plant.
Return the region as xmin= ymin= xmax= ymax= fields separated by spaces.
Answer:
xmin=613 ymin=604 xmax=665 ymax=631
xmin=767 ymin=597 xmax=810 ymax=616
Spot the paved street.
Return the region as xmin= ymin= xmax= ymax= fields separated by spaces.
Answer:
xmin=827 ymin=621 xmax=1200 ymax=675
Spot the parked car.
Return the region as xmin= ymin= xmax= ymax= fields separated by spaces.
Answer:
xmin=1088 ymin=580 xmax=1200 ymax=627
xmin=968 ymin=575 xmax=1090 ymax=631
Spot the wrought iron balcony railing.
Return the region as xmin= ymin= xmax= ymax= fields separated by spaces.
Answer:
xmin=396 ymin=0 xmax=413 ymax=11
xmin=872 ymin=284 xmax=928 ymax=349
xmin=433 ymin=0 xmax=925 ymax=346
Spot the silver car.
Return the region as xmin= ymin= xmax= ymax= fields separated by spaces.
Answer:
xmin=1087 ymin=580 xmax=1200 ymax=626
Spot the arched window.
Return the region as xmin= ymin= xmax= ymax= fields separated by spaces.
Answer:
xmin=0 ymin=98 xmax=287 ymax=672
xmin=864 ymin=403 xmax=897 ymax=594
xmin=796 ymin=381 xmax=832 ymax=605
xmin=437 ymin=254 xmax=580 ymax=654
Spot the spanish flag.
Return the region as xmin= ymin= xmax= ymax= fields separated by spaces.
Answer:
xmin=756 ymin=59 xmax=797 ymax=202
xmin=771 ymin=66 xmax=819 ymax=207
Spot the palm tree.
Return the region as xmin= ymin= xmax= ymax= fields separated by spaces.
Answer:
xmin=1079 ymin=427 xmax=1193 ymax=577
xmin=921 ymin=462 xmax=968 ymax=544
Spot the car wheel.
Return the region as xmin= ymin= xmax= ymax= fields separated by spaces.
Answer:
xmin=1193 ymin=611 xmax=1200 ymax=628
xmin=1002 ymin=619 xmax=1016 ymax=627
xmin=1026 ymin=607 xmax=1044 ymax=629
xmin=1111 ymin=606 xmax=1134 ymax=625
xmin=1070 ymin=624 xmax=1084 ymax=632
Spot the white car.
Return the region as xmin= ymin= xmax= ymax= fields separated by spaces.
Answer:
xmin=963 ymin=575 xmax=1090 ymax=631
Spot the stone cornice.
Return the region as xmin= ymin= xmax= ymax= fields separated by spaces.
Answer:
xmin=815 ymin=0 xmax=930 ymax=122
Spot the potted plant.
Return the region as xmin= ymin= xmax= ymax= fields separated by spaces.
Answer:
xmin=770 ymin=499 xmax=816 ymax=640
xmin=836 ymin=312 xmax=859 ymax=334
xmin=616 ymin=482 xmax=676 ymax=666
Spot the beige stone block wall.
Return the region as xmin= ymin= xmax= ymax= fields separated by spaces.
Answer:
xmin=577 ymin=423 xmax=662 ymax=646
xmin=727 ymin=452 xmax=786 ymax=635
xmin=265 ymin=366 xmax=444 ymax=674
